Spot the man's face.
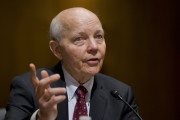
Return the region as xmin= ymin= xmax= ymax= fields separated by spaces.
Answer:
xmin=59 ymin=15 xmax=106 ymax=83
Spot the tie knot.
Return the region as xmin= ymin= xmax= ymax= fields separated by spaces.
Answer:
xmin=76 ymin=85 xmax=87 ymax=99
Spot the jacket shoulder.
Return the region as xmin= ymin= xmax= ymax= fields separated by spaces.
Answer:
xmin=95 ymin=73 xmax=132 ymax=97
xmin=14 ymin=67 xmax=54 ymax=79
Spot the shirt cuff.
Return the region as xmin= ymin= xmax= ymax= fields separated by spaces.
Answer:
xmin=30 ymin=109 xmax=39 ymax=120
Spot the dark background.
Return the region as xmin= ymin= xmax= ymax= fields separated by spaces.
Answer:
xmin=0 ymin=0 xmax=179 ymax=120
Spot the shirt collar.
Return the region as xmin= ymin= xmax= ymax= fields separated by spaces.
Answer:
xmin=62 ymin=66 xmax=94 ymax=102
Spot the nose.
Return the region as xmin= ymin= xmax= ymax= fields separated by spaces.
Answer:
xmin=87 ymin=38 xmax=98 ymax=54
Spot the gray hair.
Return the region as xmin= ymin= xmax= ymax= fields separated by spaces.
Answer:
xmin=49 ymin=17 xmax=62 ymax=44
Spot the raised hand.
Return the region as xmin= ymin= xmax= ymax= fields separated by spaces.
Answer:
xmin=29 ymin=63 xmax=66 ymax=120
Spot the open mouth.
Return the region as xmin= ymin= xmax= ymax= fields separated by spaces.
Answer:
xmin=88 ymin=58 xmax=99 ymax=61
xmin=87 ymin=58 xmax=99 ymax=64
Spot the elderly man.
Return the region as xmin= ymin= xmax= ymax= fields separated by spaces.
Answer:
xmin=5 ymin=7 xmax=140 ymax=120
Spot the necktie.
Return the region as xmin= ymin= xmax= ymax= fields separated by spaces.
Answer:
xmin=73 ymin=85 xmax=88 ymax=120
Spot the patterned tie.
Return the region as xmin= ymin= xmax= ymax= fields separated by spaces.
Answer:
xmin=73 ymin=85 xmax=88 ymax=120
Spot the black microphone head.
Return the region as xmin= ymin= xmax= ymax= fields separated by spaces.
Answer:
xmin=111 ymin=90 xmax=121 ymax=100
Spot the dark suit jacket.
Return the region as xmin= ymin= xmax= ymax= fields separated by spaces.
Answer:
xmin=5 ymin=62 xmax=139 ymax=120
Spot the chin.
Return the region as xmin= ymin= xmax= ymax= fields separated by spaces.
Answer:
xmin=86 ymin=67 xmax=101 ymax=76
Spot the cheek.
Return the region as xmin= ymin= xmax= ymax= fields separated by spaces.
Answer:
xmin=72 ymin=48 xmax=84 ymax=59
xmin=99 ymin=44 xmax=106 ymax=57
xmin=63 ymin=46 xmax=84 ymax=63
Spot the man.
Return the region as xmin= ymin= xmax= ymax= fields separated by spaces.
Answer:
xmin=5 ymin=7 xmax=140 ymax=120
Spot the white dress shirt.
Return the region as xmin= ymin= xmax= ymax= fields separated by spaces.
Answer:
xmin=31 ymin=66 xmax=94 ymax=120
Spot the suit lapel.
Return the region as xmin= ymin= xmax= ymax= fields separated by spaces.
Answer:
xmin=90 ymin=76 xmax=108 ymax=120
xmin=50 ymin=62 xmax=69 ymax=120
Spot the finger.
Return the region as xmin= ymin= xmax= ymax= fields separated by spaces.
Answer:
xmin=48 ymin=95 xmax=66 ymax=106
xmin=29 ymin=63 xmax=39 ymax=89
xmin=37 ymin=74 xmax=60 ymax=97
xmin=41 ymin=70 xmax=50 ymax=89
xmin=40 ymin=95 xmax=66 ymax=109
xmin=41 ymin=70 xmax=49 ymax=79
xmin=41 ymin=87 xmax=66 ymax=102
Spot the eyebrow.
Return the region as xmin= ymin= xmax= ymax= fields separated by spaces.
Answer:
xmin=73 ymin=29 xmax=104 ymax=35
xmin=95 ymin=29 xmax=104 ymax=34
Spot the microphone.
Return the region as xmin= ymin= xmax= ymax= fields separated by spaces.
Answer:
xmin=111 ymin=90 xmax=143 ymax=120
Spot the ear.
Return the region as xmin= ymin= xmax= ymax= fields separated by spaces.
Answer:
xmin=49 ymin=40 xmax=62 ymax=60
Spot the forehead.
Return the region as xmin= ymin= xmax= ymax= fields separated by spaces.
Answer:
xmin=59 ymin=9 xmax=103 ymax=32
xmin=75 ymin=18 xmax=102 ymax=30
xmin=65 ymin=18 xmax=103 ymax=36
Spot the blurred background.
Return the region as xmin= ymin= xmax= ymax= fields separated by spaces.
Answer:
xmin=0 ymin=0 xmax=179 ymax=120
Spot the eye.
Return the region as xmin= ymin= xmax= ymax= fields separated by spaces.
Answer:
xmin=76 ymin=37 xmax=82 ymax=41
xmin=96 ymin=35 xmax=103 ymax=39
xmin=74 ymin=37 xmax=85 ymax=46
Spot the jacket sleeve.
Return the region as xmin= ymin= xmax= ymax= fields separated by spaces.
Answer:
xmin=5 ymin=75 xmax=38 ymax=120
